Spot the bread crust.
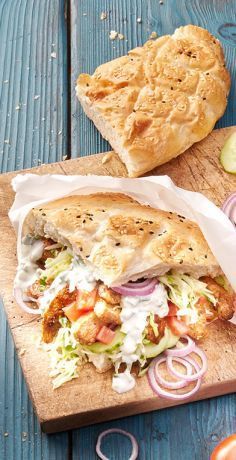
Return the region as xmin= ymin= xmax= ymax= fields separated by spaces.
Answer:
xmin=76 ymin=25 xmax=230 ymax=177
xmin=23 ymin=192 xmax=222 ymax=286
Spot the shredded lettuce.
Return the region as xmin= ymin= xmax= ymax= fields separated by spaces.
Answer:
xmin=159 ymin=272 xmax=217 ymax=323
xmin=43 ymin=317 xmax=181 ymax=389
xmin=149 ymin=312 xmax=159 ymax=337
xmin=42 ymin=318 xmax=86 ymax=389
xmin=38 ymin=249 xmax=73 ymax=283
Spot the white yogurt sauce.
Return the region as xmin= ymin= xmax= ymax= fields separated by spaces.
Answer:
xmin=15 ymin=239 xmax=96 ymax=312
xmin=68 ymin=258 xmax=96 ymax=292
xmin=14 ymin=240 xmax=44 ymax=290
xmin=39 ymin=257 xmax=96 ymax=312
xmin=112 ymin=369 xmax=136 ymax=393
xmin=112 ymin=283 xmax=169 ymax=394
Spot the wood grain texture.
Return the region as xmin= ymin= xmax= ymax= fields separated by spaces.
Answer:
xmin=0 ymin=1 xmax=69 ymax=459
xmin=0 ymin=127 xmax=236 ymax=438
xmin=71 ymin=0 xmax=236 ymax=159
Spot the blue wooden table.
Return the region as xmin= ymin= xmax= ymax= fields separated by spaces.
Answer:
xmin=0 ymin=1 xmax=236 ymax=459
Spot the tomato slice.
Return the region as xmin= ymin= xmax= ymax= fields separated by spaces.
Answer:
xmin=167 ymin=316 xmax=189 ymax=336
xmin=96 ymin=326 xmax=116 ymax=344
xmin=63 ymin=302 xmax=81 ymax=322
xmin=211 ymin=434 xmax=236 ymax=460
xmin=167 ymin=301 xmax=179 ymax=316
xmin=77 ymin=288 xmax=97 ymax=311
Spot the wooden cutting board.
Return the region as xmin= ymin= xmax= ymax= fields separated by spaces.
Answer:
xmin=0 ymin=126 xmax=236 ymax=433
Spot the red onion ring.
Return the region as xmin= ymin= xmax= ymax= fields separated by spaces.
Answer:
xmin=14 ymin=287 xmax=40 ymax=315
xmin=164 ymin=335 xmax=195 ymax=357
xmin=152 ymin=356 xmax=192 ymax=389
xmin=148 ymin=356 xmax=201 ymax=400
xmin=112 ymin=278 xmax=157 ymax=297
xmin=166 ymin=346 xmax=207 ymax=382
xmin=96 ymin=428 xmax=138 ymax=460
xmin=222 ymin=193 xmax=236 ymax=225
xmin=123 ymin=279 xmax=152 ymax=288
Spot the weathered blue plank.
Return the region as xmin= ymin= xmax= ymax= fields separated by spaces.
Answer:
xmin=71 ymin=0 xmax=236 ymax=158
xmin=72 ymin=395 xmax=236 ymax=459
xmin=71 ymin=1 xmax=236 ymax=459
xmin=0 ymin=0 xmax=68 ymax=172
xmin=0 ymin=0 xmax=69 ymax=459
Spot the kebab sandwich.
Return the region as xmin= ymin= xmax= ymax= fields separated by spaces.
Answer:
xmin=14 ymin=193 xmax=235 ymax=392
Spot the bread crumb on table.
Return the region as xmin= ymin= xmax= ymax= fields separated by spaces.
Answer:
xmin=137 ymin=17 xmax=142 ymax=23
xmin=118 ymin=33 xmax=124 ymax=40
xmin=100 ymin=11 xmax=107 ymax=20
xmin=149 ymin=31 xmax=158 ymax=39
xmin=109 ymin=30 xmax=118 ymax=40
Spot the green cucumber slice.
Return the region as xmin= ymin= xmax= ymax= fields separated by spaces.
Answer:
xmin=144 ymin=328 xmax=179 ymax=358
xmin=220 ymin=132 xmax=236 ymax=174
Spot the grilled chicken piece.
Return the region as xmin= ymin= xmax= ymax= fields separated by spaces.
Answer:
xmin=38 ymin=238 xmax=62 ymax=267
xmin=42 ymin=287 xmax=77 ymax=343
xmin=98 ymin=284 xmax=121 ymax=305
xmin=187 ymin=296 xmax=215 ymax=340
xmin=188 ymin=313 xmax=207 ymax=341
xmin=26 ymin=280 xmax=44 ymax=299
xmin=94 ymin=299 xmax=121 ymax=326
xmin=201 ymin=277 xmax=235 ymax=321
xmin=73 ymin=312 xmax=102 ymax=344
xmin=146 ymin=317 xmax=167 ymax=344
xmin=183 ymin=277 xmax=235 ymax=340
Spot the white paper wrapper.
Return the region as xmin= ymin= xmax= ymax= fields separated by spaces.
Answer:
xmin=9 ymin=173 xmax=236 ymax=296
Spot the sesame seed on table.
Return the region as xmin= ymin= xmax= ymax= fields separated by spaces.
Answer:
xmin=0 ymin=1 xmax=236 ymax=460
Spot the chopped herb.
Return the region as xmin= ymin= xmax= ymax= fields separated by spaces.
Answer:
xmin=40 ymin=276 xmax=47 ymax=287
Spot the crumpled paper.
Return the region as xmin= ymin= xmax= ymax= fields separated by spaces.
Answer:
xmin=9 ymin=174 xmax=236 ymax=294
